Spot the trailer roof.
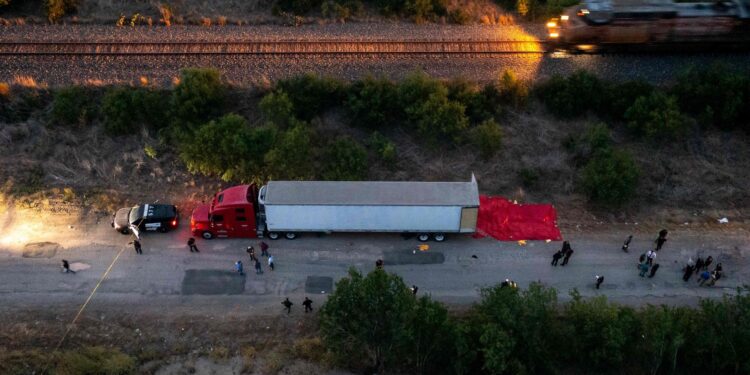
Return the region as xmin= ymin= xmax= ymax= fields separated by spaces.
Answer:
xmin=264 ymin=177 xmax=479 ymax=207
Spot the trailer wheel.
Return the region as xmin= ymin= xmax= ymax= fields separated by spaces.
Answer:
xmin=268 ymin=232 xmax=280 ymax=240
xmin=201 ymin=231 xmax=214 ymax=240
xmin=120 ymin=228 xmax=130 ymax=235
xmin=285 ymin=232 xmax=297 ymax=240
xmin=433 ymin=233 xmax=446 ymax=242
xmin=417 ymin=233 xmax=430 ymax=242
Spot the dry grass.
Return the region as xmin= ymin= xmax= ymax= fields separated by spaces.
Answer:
xmin=241 ymin=345 xmax=257 ymax=372
xmin=0 ymin=82 xmax=10 ymax=98
xmin=12 ymin=76 xmax=41 ymax=88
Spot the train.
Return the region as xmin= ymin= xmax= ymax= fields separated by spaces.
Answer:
xmin=546 ymin=0 xmax=750 ymax=51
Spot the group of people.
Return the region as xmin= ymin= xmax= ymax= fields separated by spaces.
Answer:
xmin=637 ymin=250 xmax=660 ymax=278
xmin=683 ymin=256 xmax=723 ymax=286
xmin=550 ymin=241 xmax=574 ymax=266
xmin=282 ymin=297 xmax=314 ymax=314
xmin=235 ymin=241 xmax=273 ymax=276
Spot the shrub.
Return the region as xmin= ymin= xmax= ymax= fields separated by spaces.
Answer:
xmin=264 ymin=124 xmax=314 ymax=180
xmin=56 ymin=346 xmax=136 ymax=375
xmin=496 ymin=70 xmax=529 ymax=109
xmin=368 ymin=132 xmax=398 ymax=167
xmin=518 ymin=167 xmax=539 ymax=188
xmin=581 ymin=149 xmax=640 ymax=206
xmin=672 ymin=64 xmax=750 ymax=129
xmin=535 ymin=70 xmax=606 ymax=119
xmin=601 ymin=80 xmax=653 ymax=121
xmin=584 ymin=122 xmax=612 ymax=155
xmin=180 ymin=114 xmax=276 ymax=181
xmin=470 ymin=118 xmax=503 ymax=159
xmin=277 ymin=73 xmax=346 ymax=121
xmin=412 ymin=93 xmax=469 ymax=143
xmin=260 ymin=89 xmax=296 ymax=127
xmin=102 ymin=87 xmax=169 ymax=135
xmin=321 ymin=137 xmax=368 ymax=180
xmin=273 ymin=0 xmax=323 ymax=15
xmin=322 ymin=0 xmax=364 ymax=19
xmin=405 ymin=0 xmax=447 ymax=22
xmin=624 ymin=92 xmax=686 ymax=139
xmin=448 ymin=8 xmax=471 ymax=24
xmin=47 ymin=0 xmax=78 ymax=23
xmin=345 ymin=76 xmax=400 ymax=129
xmin=50 ymin=86 xmax=96 ymax=127
xmin=170 ymin=68 xmax=225 ymax=131
xmin=447 ymin=79 xmax=494 ymax=122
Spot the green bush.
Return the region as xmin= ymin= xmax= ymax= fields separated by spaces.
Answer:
xmin=264 ymin=124 xmax=315 ymax=180
xmin=180 ymin=114 xmax=276 ymax=181
xmin=535 ymin=70 xmax=606 ymax=119
xmin=321 ymin=137 xmax=368 ymax=180
xmin=368 ymin=132 xmax=398 ymax=167
xmin=448 ymin=8 xmax=471 ymax=24
xmin=399 ymin=73 xmax=469 ymax=143
xmin=170 ymin=68 xmax=225 ymax=131
xmin=405 ymin=0 xmax=447 ymax=22
xmin=50 ymin=86 xmax=96 ymax=127
xmin=470 ymin=118 xmax=502 ymax=159
xmin=102 ymin=87 xmax=169 ymax=135
xmin=447 ymin=79 xmax=495 ymax=123
xmin=56 ymin=346 xmax=136 ymax=375
xmin=581 ymin=149 xmax=640 ymax=206
xmin=260 ymin=89 xmax=296 ymax=128
xmin=624 ymin=92 xmax=685 ymax=139
xmin=277 ymin=73 xmax=346 ymax=121
xmin=672 ymin=64 xmax=750 ymax=129
xmin=346 ymin=76 xmax=400 ymax=129
xmin=601 ymin=80 xmax=653 ymax=121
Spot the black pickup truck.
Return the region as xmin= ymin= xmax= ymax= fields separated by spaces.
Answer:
xmin=112 ymin=204 xmax=179 ymax=235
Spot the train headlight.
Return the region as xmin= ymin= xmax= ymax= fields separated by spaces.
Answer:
xmin=547 ymin=21 xmax=557 ymax=27
xmin=561 ymin=15 xmax=569 ymax=21
xmin=549 ymin=32 xmax=559 ymax=38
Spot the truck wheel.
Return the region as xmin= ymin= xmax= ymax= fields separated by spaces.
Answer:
xmin=201 ymin=231 xmax=214 ymax=240
xmin=120 ymin=228 xmax=130 ymax=235
xmin=417 ymin=233 xmax=430 ymax=242
xmin=285 ymin=232 xmax=297 ymax=240
xmin=433 ymin=233 xmax=446 ymax=242
xmin=268 ymin=232 xmax=280 ymax=240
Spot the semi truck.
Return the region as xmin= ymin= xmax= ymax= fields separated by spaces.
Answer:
xmin=190 ymin=177 xmax=479 ymax=242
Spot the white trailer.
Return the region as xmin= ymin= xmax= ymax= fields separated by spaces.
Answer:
xmin=257 ymin=176 xmax=479 ymax=241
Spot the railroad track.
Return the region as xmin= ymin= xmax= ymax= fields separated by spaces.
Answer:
xmin=0 ymin=40 xmax=547 ymax=55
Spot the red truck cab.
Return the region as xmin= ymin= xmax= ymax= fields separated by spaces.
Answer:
xmin=190 ymin=184 xmax=260 ymax=239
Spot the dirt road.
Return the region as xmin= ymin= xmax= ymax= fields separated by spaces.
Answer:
xmin=1 ymin=212 xmax=748 ymax=318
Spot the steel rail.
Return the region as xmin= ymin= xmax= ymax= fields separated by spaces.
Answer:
xmin=0 ymin=40 xmax=548 ymax=55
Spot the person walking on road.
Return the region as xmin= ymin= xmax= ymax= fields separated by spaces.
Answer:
xmin=622 ymin=235 xmax=633 ymax=253
xmin=551 ymin=251 xmax=563 ymax=266
xmin=639 ymin=262 xmax=650 ymax=277
xmin=61 ymin=260 xmax=76 ymax=274
xmin=655 ymin=229 xmax=668 ymax=251
xmin=235 ymin=260 xmax=245 ymax=276
xmin=303 ymin=297 xmax=313 ymax=313
xmin=255 ymin=259 xmax=263 ymax=274
xmin=646 ymin=250 xmax=656 ymax=266
xmin=694 ymin=257 xmax=705 ymax=275
xmin=595 ymin=275 xmax=604 ymax=289
xmin=282 ymin=298 xmax=293 ymax=314
xmin=187 ymin=237 xmax=200 ymax=253
xmin=703 ymin=256 xmax=713 ymax=271
xmin=683 ymin=262 xmax=694 ymax=282
xmin=260 ymin=241 xmax=269 ymax=257
xmin=132 ymin=239 xmax=142 ymax=255
xmin=247 ymin=246 xmax=256 ymax=262
xmin=648 ymin=263 xmax=660 ymax=278
xmin=561 ymin=246 xmax=574 ymax=266
xmin=375 ymin=259 xmax=384 ymax=269
xmin=268 ymin=255 xmax=275 ymax=271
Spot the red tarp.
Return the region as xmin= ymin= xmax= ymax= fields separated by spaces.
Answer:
xmin=474 ymin=195 xmax=562 ymax=241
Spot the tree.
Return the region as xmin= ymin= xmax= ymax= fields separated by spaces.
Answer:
xmin=259 ymin=89 xmax=296 ymax=128
xmin=170 ymin=68 xmax=225 ymax=131
xmin=637 ymin=305 xmax=690 ymax=374
xmin=581 ymin=149 xmax=640 ymax=206
xmin=101 ymin=87 xmax=136 ymax=136
xmin=672 ymin=64 xmax=750 ymax=129
xmin=470 ymin=119 xmax=503 ymax=159
xmin=402 ymin=296 xmax=456 ymax=374
xmin=319 ymin=268 xmax=416 ymax=372
xmin=535 ymin=70 xmax=606 ymax=119
xmin=264 ymin=124 xmax=314 ymax=180
xmin=277 ymin=73 xmax=346 ymax=121
xmin=345 ymin=76 xmax=400 ymax=129
xmin=321 ymin=137 xmax=368 ymax=180
xmin=409 ymin=93 xmax=468 ymax=144
xmin=624 ymin=92 xmax=686 ymax=139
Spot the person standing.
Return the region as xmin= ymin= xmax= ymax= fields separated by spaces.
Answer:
xmin=411 ymin=285 xmax=419 ymax=295
xmin=268 ymin=255 xmax=275 ymax=271
xmin=622 ymin=235 xmax=633 ymax=253
xmin=132 ymin=239 xmax=142 ymax=255
xmin=282 ymin=298 xmax=293 ymax=314
xmin=375 ymin=259 xmax=384 ymax=269
xmin=561 ymin=247 xmax=574 ymax=266
xmin=247 ymin=246 xmax=256 ymax=262
xmin=646 ymin=250 xmax=656 ymax=266
xmin=302 ymin=297 xmax=313 ymax=313
xmin=694 ymin=257 xmax=705 ymax=275
xmin=551 ymin=251 xmax=563 ymax=266
xmin=698 ymin=270 xmax=711 ymax=286
xmin=187 ymin=237 xmax=199 ymax=253
xmin=703 ymin=256 xmax=713 ymax=271
xmin=260 ymin=241 xmax=269 ymax=257
xmin=682 ymin=263 xmax=694 ymax=282
xmin=255 ymin=258 xmax=263 ymax=274
xmin=639 ymin=253 xmax=646 ymax=264
xmin=235 ymin=260 xmax=245 ymax=276
xmin=61 ymin=260 xmax=76 ymax=274
xmin=648 ymin=263 xmax=660 ymax=278
xmin=595 ymin=275 xmax=604 ymax=289
xmin=639 ymin=262 xmax=650 ymax=277
xmin=655 ymin=229 xmax=668 ymax=251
